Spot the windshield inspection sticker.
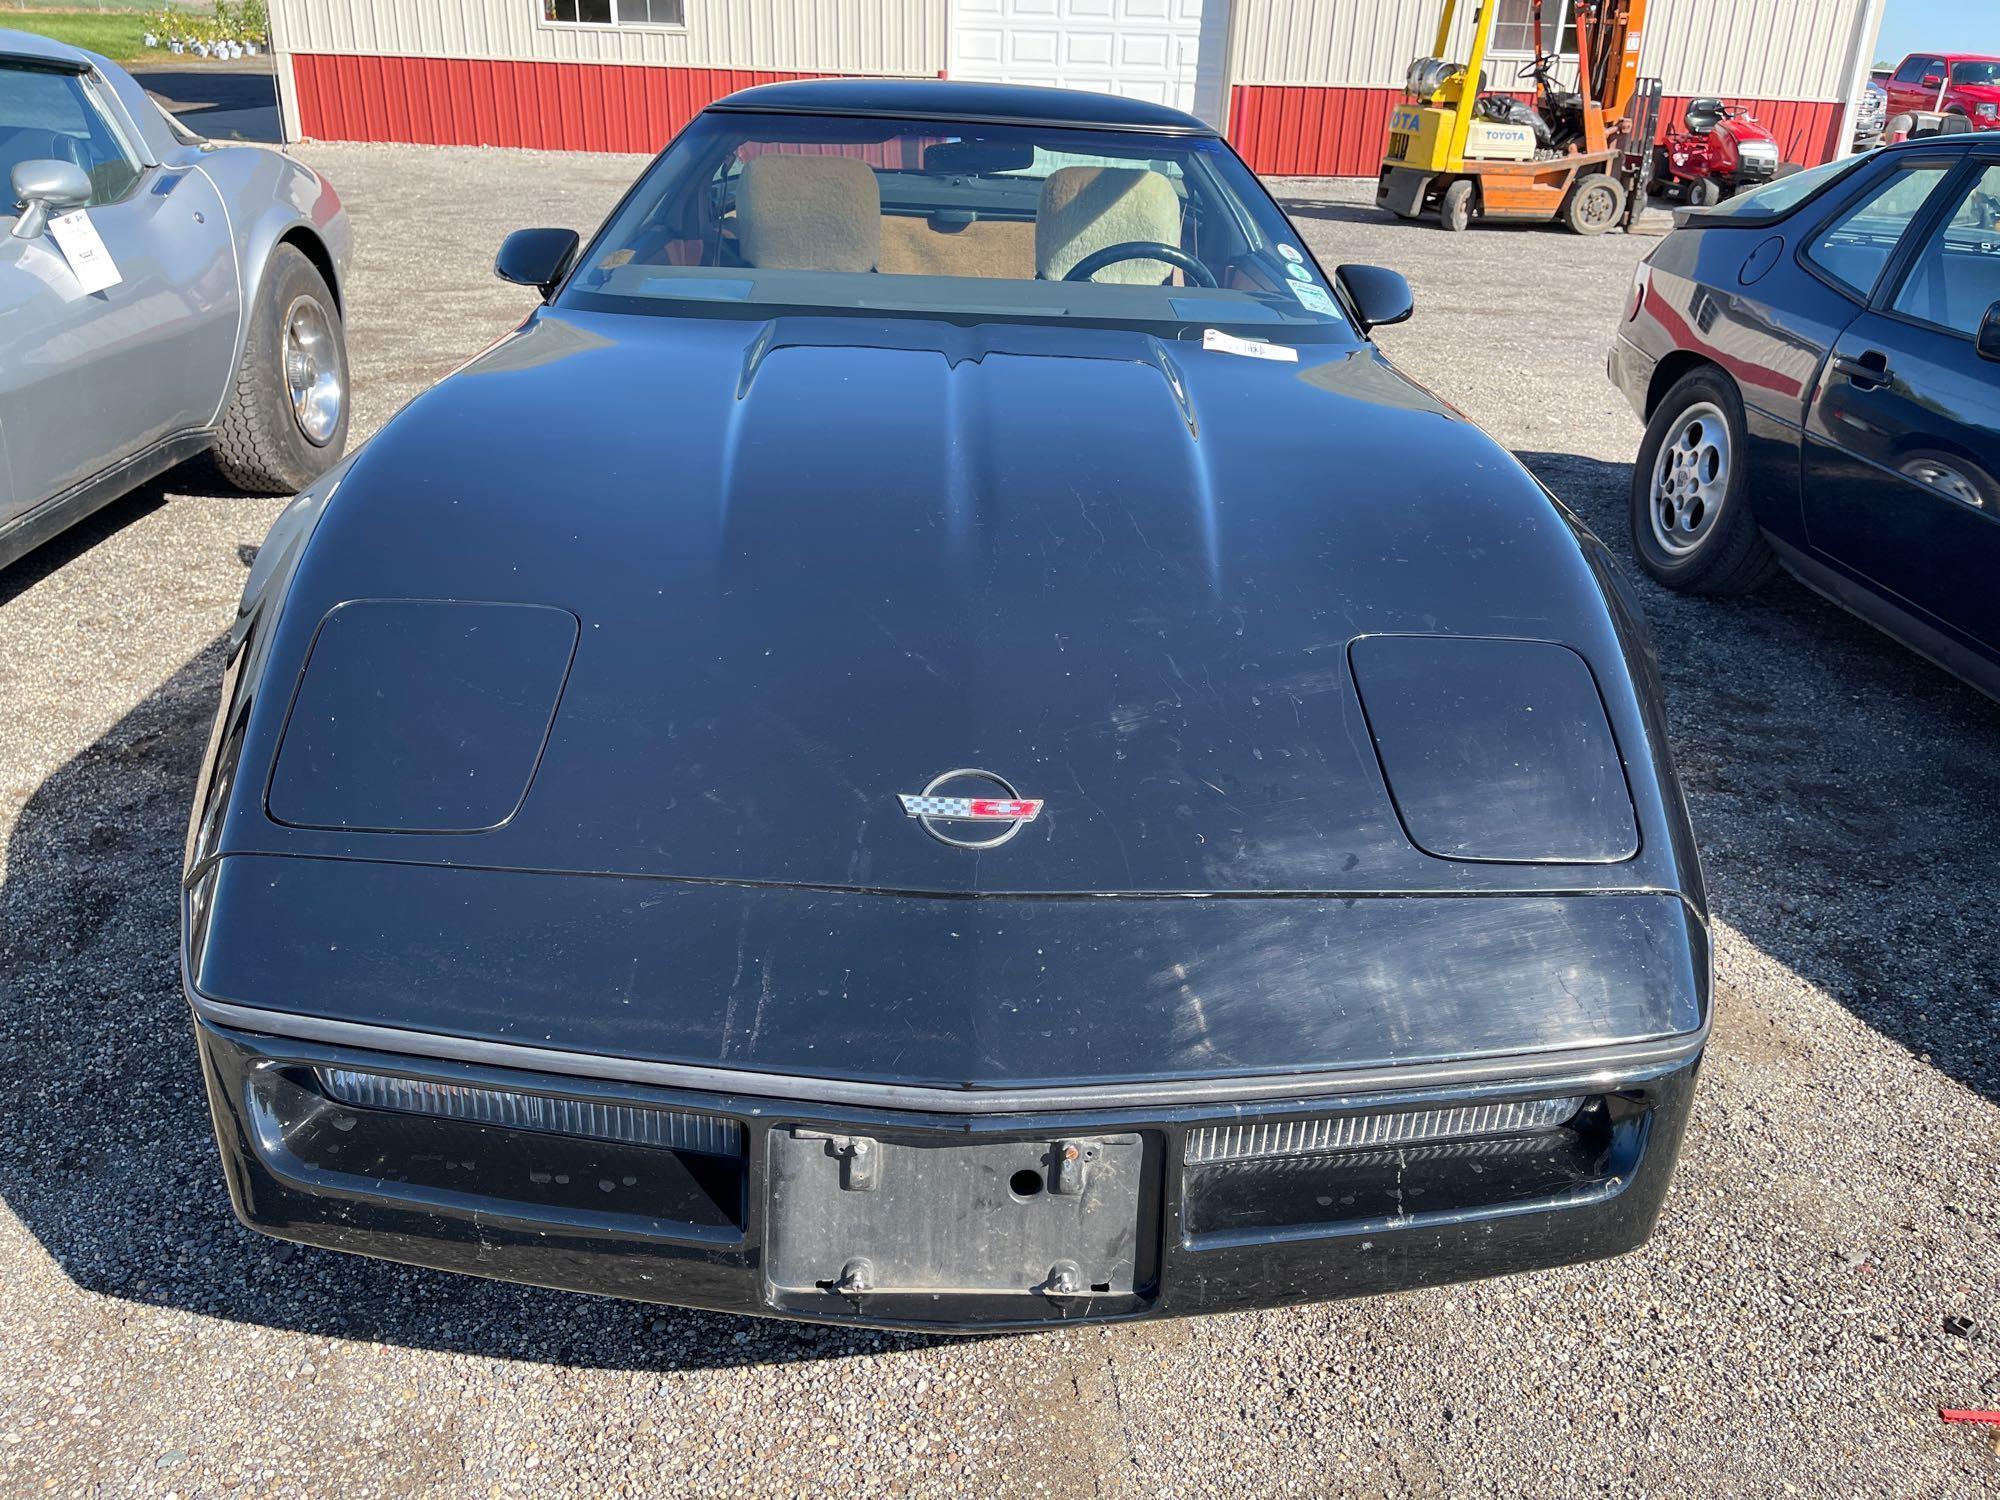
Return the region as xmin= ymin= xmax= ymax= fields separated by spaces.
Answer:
xmin=1203 ymin=328 xmax=1298 ymax=363
xmin=1291 ymin=281 xmax=1338 ymax=316
xmin=1284 ymin=261 xmax=1312 ymax=281
xmin=47 ymin=210 xmax=121 ymax=293
xmin=1277 ymin=243 xmax=1304 ymax=263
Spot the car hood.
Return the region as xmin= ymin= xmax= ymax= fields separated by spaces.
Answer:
xmin=239 ymin=308 xmax=1670 ymax=898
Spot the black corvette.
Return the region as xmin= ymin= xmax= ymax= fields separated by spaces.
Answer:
xmin=183 ymin=80 xmax=1708 ymax=1330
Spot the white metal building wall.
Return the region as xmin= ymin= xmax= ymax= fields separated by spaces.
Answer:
xmin=1226 ymin=0 xmax=1879 ymax=101
xmin=268 ymin=0 xmax=947 ymax=75
xmin=1226 ymin=0 xmax=1437 ymax=88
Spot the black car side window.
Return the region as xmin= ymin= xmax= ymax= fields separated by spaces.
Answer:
xmin=1892 ymin=57 xmax=1931 ymax=85
xmin=1890 ymin=164 xmax=2000 ymax=337
xmin=1802 ymin=163 xmax=1954 ymax=300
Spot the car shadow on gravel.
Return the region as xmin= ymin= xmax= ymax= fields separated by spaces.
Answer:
xmin=0 ymin=477 xmax=182 ymax=609
xmin=1522 ymin=450 xmax=2000 ymax=1108
xmin=0 ymin=639 xmax=950 ymax=1368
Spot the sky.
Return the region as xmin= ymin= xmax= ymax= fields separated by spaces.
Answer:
xmin=1875 ymin=0 xmax=1995 ymax=65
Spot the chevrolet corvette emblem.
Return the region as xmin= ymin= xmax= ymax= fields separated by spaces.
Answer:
xmin=900 ymin=769 xmax=1042 ymax=850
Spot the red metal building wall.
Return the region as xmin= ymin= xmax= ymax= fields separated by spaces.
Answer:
xmin=1228 ymin=83 xmax=1846 ymax=177
xmin=289 ymin=54 xmax=1847 ymax=175
xmin=291 ymin=54 xmax=823 ymax=154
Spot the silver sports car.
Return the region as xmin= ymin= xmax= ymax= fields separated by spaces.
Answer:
xmin=0 ymin=29 xmax=350 ymax=569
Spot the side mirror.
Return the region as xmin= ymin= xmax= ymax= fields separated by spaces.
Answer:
xmin=1335 ymin=263 xmax=1414 ymax=331
xmin=11 ymin=158 xmax=91 ymax=240
xmin=1978 ymin=301 xmax=2000 ymax=363
xmin=1922 ymin=74 xmax=1943 ymax=89
xmin=495 ymin=227 xmax=581 ymax=299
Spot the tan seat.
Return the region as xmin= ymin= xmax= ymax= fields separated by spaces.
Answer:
xmin=1035 ymin=166 xmax=1182 ymax=285
xmin=734 ymin=154 xmax=881 ymax=272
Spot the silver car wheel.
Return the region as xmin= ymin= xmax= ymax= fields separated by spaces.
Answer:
xmin=283 ymin=295 xmax=343 ymax=447
xmin=1650 ymin=401 xmax=1731 ymax=556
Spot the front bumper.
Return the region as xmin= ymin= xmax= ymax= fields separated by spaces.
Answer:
xmin=196 ymin=1018 xmax=1700 ymax=1331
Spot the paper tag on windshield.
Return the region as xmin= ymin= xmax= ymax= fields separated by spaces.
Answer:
xmin=47 ymin=210 xmax=121 ymax=294
xmin=1291 ymin=281 xmax=1337 ymax=316
xmin=1203 ymin=328 xmax=1298 ymax=363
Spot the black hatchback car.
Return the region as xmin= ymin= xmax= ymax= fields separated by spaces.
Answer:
xmin=1610 ymin=135 xmax=2000 ymax=699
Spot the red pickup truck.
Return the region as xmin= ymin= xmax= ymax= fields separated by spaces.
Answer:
xmin=1882 ymin=52 xmax=2000 ymax=127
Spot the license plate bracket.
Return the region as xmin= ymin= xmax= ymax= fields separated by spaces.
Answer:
xmin=765 ymin=1129 xmax=1146 ymax=1306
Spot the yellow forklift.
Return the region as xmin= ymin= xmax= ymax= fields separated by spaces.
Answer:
xmin=1376 ymin=0 xmax=1661 ymax=234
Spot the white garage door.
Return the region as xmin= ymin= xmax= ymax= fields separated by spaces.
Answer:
xmin=950 ymin=0 xmax=1206 ymax=114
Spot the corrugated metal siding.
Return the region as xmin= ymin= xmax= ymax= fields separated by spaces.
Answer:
xmin=1229 ymin=84 xmax=1403 ymax=175
xmin=293 ymin=54 xmax=820 ymax=150
xmin=1230 ymin=83 xmax=1843 ymax=177
xmin=1228 ymin=0 xmax=1873 ymax=103
xmin=1643 ymin=0 xmax=1863 ymax=100
xmin=1227 ymin=0 xmax=1435 ymax=88
xmin=271 ymin=0 xmax=946 ymax=75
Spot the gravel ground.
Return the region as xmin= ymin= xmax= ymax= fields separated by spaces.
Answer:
xmin=2 ymin=146 xmax=1997 ymax=1499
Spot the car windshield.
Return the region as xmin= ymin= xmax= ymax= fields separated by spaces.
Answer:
xmin=1697 ymin=152 xmax=1867 ymax=218
xmin=1951 ymin=61 xmax=2000 ymax=86
xmin=560 ymin=110 xmax=1351 ymax=336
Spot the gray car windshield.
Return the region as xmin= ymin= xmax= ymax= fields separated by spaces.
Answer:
xmin=1952 ymin=61 xmax=2000 ymax=86
xmin=561 ymin=111 xmax=1350 ymax=334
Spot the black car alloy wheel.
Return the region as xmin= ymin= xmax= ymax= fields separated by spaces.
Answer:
xmin=1629 ymin=368 xmax=1777 ymax=595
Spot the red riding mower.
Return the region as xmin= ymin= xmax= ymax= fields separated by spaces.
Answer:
xmin=1648 ymin=97 xmax=1795 ymax=204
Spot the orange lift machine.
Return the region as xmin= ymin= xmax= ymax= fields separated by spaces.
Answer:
xmin=1376 ymin=0 xmax=1661 ymax=234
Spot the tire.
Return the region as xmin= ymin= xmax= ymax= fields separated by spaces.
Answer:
xmin=1564 ymin=172 xmax=1626 ymax=234
xmin=1439 ymin=178 xmax=1475 ymax=232
xmin=1688 ymin=176 xmax=1723 ymax=208
xmin=1629 ymin=368 xmax=1778 ymax=595
xmin=212 ymin=244 xmax=349 ymax=495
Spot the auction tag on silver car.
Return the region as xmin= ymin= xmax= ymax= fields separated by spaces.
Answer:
xmin=47 ymin=210 xmax=122 ymax=294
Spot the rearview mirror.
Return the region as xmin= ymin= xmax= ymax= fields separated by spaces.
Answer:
xmin=1335 ymin=263 xmax=1415 ymax=331
xmin=495 ymin=227 xmax=581 ymax=299
xmin=925 ymin=140 xmax=1037 ymax=175
xmin=10 ymin=158 xmax=91 ymax=240
xmin=1978 ymin=302 xmax=2000 ymax=363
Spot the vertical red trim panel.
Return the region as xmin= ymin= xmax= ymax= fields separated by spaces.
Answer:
xmin=339 ymin=55 xmax=365 ymax=140
xmin=493 ymin=62 xmax=520 ymax=149
xmin=580 ymin=64 xmax=607 ymax=153
xmin=470 ymin=60 xmax=496 ymax=146
xmin=292 ymin=54 xmax=322 ymax=137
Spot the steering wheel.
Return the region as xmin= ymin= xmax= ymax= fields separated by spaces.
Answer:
xmin=1517 ymin=53 xmax=1557 ymax=84
xmin=1062 ymin=241 xmax=1218 ymax=288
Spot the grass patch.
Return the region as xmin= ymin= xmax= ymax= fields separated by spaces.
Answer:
xmin=2 ymin=0 xmax=179 ymax=9
xmin=0 ymin=11 xmax=155 ymax=61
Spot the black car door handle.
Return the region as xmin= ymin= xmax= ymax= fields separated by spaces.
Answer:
xmin=1832 ymin=351 xmax=1894 ymax=388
